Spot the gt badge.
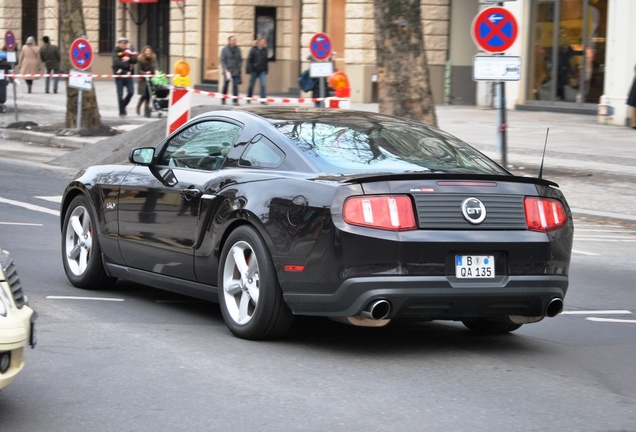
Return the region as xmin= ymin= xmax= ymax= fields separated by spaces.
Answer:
xmin=461 ymin=197 xmax=486 ymax=224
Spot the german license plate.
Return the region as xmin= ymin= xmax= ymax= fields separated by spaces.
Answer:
xmin=455 ymin=255 xmax=495 ymax=278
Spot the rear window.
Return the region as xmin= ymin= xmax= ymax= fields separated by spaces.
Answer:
xmin=276 ymin=120 xmax=506 ymax=175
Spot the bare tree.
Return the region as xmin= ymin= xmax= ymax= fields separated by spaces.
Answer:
xmin=61 ymin=0 xmax=102 ymax=128
xmin=373 ymin=0 xmax=437 ymax=126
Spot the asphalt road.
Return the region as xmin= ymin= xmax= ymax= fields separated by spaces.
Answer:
xmin=0 ymin=159 xmax=635 ymax=431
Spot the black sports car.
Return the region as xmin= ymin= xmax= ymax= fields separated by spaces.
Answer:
xmin=60 ymin=107 xmax=573 ymax=340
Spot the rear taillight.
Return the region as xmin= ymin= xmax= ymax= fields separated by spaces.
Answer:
xmin=343 ymin=195 xmax=416 ymax=231
xmin=524 ymin=197 xmax=567 ymax=232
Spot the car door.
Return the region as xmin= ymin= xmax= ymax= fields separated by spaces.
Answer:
xmin=117 ymin=119 xmax=242 ymax=281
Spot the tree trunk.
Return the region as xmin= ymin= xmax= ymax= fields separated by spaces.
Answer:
xmin=61 ymin=0 xmax=102 ymax=129
xmin=373 ymin=0 xmax=438 ymax=126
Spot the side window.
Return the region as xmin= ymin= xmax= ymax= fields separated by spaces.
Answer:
xmin=239 ymin=135 xmax=285 ymax=168
xmin=158 ymin=120 xmax=242 ymax=171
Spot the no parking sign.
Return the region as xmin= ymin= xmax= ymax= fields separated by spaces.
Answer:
xmin=472 ymin=7 xmax=518 ymax=53
xmin=70 ymin=38 xmax=93 ymax=70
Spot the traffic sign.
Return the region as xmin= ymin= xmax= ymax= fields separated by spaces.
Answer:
xmin=472 ymin=7 xmax=518 ymax=53
xmin=309 ymin=33 xmax=332 ymax=61
xmin=473 ymin=55 xmax=521 ymax=81
xmin=4 ymin=30 xmax=16 ymax=51
xmin=70 ymin=38 xmax=93 ymax=70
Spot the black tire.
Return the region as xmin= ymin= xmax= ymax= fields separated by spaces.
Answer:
xmin=61 ymin=195 xmax=116 ymax=289
xmin=218 ymin=226 xmax=294 ymax=340
xmin=462 ymin=317 xmax=522 ymax=334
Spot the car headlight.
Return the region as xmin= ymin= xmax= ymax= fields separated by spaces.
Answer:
xmin=0 ymin=286 xmax=8 ymax=317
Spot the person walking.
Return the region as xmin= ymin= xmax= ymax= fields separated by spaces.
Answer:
xmin=628 ymin=64 xmax=636 ymax=129
xmin=112 ymin=36 xmax=138 ymax=116
xmin=19 ymin=36 xmax=40 ymax=94
xmin=246 ymin=37 xmax=268 ymax=104
xmin=136 ymin=46 xmax=157 ymax=116
xmin=220 ymin=36 xmax=243 ymax=105
xmin=39 ymin=36 xmax=61 ymax=94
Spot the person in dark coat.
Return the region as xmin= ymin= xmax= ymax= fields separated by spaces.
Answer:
xmin=246 ymin=37 xmax=268 ymax=103
xmin=220 ymin=36 xmax=243 ymax=105
xmin=112 ymin=36 xmax=138 ymax=116
xmin=39 ymin=36 xmax=61 ymax=94
xmin=628 ymin=64 xmax=636 ymax=129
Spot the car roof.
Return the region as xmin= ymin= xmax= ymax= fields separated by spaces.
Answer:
xmin=190 ymin=106 xmax=428 ymax=127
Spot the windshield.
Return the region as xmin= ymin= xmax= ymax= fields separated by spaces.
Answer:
xmin=276 ymin=119 xmax=507 ymax=175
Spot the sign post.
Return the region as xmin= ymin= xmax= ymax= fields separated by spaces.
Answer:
xmin=309 ymin=33 xmax=333 ymax=106
xmin=69 ymin=38 xmax=94 ymax=129
xmin=471 ymin=6 xmax=518 ymax=169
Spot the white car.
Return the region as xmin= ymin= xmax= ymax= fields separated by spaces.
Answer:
xmin=0 ymin=248 xmax=36 ymax=390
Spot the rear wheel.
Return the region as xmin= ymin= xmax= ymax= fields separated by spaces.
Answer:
xmin=462 ymin=317 xmax=522 ymax=334
xmin=61 ymin=195 xmax=116 ymax=289
xmin=218 ymin=226 xmax=294 ymax=340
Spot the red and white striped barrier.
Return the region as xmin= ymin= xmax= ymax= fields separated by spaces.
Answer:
xmin=166 ymin=87 xmax=191 ymax=135
xmin=8 ymin=73 xmax=175 ymax=79
xmin=7 ymin=72 xmax=350 ymax=106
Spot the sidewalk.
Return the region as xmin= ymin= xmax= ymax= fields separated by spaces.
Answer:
xmin=1 ymin=79 xmax=634 ymax=222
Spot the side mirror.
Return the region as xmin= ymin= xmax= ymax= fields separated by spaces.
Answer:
xmin=129 ymin=147 xmax=155 ymax=165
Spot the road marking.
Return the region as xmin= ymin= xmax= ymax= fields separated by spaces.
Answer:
xmin=0 ymin=221 xmax=43 ymax=226
xmin=571 ymin=249 xmax=601 ymax=256
xmin=35 ymin=195 xmax=63 ymax=203
xmin=0 ymin=196 xmax=59 ymax=216
xmin=586 ymin=317 xmax=636 ymax=324
xmin=562 ymin=310 xmax=632 ymax=315
xmin=47 ymin=296 xmax=124 ymax=302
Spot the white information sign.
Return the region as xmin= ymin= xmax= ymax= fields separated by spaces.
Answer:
xmin=473 ymin=55 xmax=521 ymax=81
xmin=309 ymin=62 xmax=334 ymax=78
xmin=6 ymin=52 xmax=16 ymax=63
xmin=68 ymin=69 xmax=93 ymax=90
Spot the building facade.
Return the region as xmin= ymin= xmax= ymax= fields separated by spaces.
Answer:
xmin=2 ymin=0 xmax=635 ymax=126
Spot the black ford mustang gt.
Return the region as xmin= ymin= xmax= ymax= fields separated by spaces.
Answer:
xmin=60 ymin=107 xmax=573 ymax=340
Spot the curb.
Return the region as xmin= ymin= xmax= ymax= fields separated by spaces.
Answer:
xmin=1 ymin=128 xmax=95 ymax=149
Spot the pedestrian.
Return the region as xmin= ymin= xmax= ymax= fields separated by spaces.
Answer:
xmin=220 ymin=36 xmax=243 ymax=105
xmin=246 ymin=37 xmax=268 ymax=104
xmin=39 ymin=36 xmax=61 ymax=94
xmin=112 ymin=36 xmax=138 ymax=116
xmin=19 ymin=36 xmax=40 ymax=94
xmin=136 ymin=46 xmax=157 ymax=116
xmin=627 ymin=64 xmax=636 ymax=129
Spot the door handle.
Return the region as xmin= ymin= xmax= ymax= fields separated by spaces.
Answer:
xmin=181 ymin=188 xmax=201 ymax=201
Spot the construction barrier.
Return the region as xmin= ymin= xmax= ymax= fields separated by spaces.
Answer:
xmin=166 ymin=87 xmax=191 ymax=135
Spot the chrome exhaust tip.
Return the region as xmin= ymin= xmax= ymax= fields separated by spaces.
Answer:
xmin=361 ymin=299 xmax=391 ymax=320
xmin=545 ymin=298 xmax=564 ymax=318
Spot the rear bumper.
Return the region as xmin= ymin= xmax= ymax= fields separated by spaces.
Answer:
xmin=283 ymin=275 xmax=568 ymax=319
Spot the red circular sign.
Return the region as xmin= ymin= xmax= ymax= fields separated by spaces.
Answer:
xmin=472 ymin=7 xmax=518 ymax=53
xmin=69 ymin=38 xmax=93 ymax=70
xmin=4 ymin=31 xmax=16 ymax=51
xmin=309 ymin=33 xmax=332 ymax=61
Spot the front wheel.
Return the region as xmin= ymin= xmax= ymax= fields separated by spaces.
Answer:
xmin=462 ymin=317 xmax=522 ymax=334
xmin=218 ymin=226 xmax=293 ymax=340
xmin=61 ymin=195 xmax=116 ymax=289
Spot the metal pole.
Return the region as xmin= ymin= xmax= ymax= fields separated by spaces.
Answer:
xmin=77 ymin=89 xmax=83 ymax=129
xmin=500 ymin=81 xmax=507 ymax=169
xmin=12 ymin=76 xmax=18 ymax=122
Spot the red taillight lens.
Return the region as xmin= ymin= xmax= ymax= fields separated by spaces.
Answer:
xmin=343 ymin=195 xmax=416 ymax=231
xmin=524 ymin=197 xmax=567 ymax=232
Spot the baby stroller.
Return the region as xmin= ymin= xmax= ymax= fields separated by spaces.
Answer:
xmin=144 ymin=73 xmax=170 ymax=117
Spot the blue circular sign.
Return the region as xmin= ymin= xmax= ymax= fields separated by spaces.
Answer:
xmin=4 ymin=31 xmax=16 ymax=51
xmin=309 ymin=33 xmax=332 ymax=61
xmin=472 ymin=7 xmax=518 ymax=53
xmin=70 ymin=38 xmax=93 ymax=70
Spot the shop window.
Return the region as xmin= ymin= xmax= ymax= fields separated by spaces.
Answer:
xmin=99 ymin=0 xmax=116 ymax=53
xmin=255 ymin=7 xmax=276 ymax=61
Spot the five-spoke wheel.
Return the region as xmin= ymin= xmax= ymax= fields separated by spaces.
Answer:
xmin=218 ymin=226 xmax=293 ymax=340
